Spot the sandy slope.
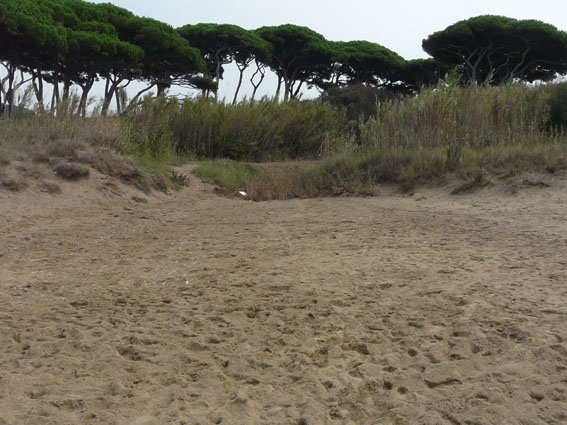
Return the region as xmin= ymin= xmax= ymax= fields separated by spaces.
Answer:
xmin=1 ymin=168 xmax=567 ymax=425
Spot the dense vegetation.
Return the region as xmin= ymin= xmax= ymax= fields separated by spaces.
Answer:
xmin=2 ymin=81 xmax=567 ymax=197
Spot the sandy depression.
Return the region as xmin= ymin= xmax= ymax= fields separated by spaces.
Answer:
xmin=1 ymin=169 xmax=567 ymax=425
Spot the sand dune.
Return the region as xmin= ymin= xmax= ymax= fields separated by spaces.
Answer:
xmin=1 ymin=169 xmax=566 ymax=425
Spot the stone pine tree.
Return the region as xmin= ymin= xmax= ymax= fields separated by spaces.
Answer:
xmin=255 ymin=24 xmax=333 ymax=100
xmin=399 ymin=58 xmax=451 ymax=93
xmin=327 ymin=40 xmax=406 ymax=88
xmin=177 ymin=23 xmax=269 ymax=100
xmin=0 ymin=0 xmax=67 ymax=113
xmin=423 ymin=15 xmax=567 ymax=84
xmin=230 ymin=29 xmax=272 ymax=104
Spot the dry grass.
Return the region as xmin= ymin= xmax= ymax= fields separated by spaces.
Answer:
xmin=194 ymin=143 xmax=567 ymax=201
xmin=0 ymin=176 xmax=28 ymax=192
xmin=359 ymin=83 xmax=555 ymax=149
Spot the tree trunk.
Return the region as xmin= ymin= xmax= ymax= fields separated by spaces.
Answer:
xmin=232 ymin=64 xmax=246 ymax=105
xmin=78 ymin=77 xmax=95 ymax=117
xmin=292 ymin=80 xmax=304 ymax=99
xmin=62 ymin=78 xmax=72 ymax=103
xmin=49 ymin=87 xmax=57 ymax=114
xmin=32 ymin=70 xmax=45 ymax=114
xmin=5 ymin=63 xmax=16 ymax=116
xmin=157 ymin=83 xmax=168 ymax=97
xmin=283 ymin=77 xmax=290 ymax=102
xmin=275 ymin=75 xmax=282 ymax=101
xmin=215 ymin=52 xmax=222 ymax=101
xmin=101 ymin=76 xmax=123 ymax=116
xmin=50 ymin=72 xmax=61 ymax=114
xmin=250 ymin=60 xmax=266 ymax=101
xmin=101 ymin=78 xmax=112 ymax=116
xmin=0 ymin=65 xmax=7 ymax=115
xmin=115 ymin=86 xmax=122 ymax=114
xmin=122 ymin=84 xmax=156 ymax=115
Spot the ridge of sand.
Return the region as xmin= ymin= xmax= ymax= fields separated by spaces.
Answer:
xmin=1 ymin=168 xmax=566 ymax=425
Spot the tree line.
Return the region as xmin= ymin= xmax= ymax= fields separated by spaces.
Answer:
xmin=2 ymin=0 xmax=567 ymax=116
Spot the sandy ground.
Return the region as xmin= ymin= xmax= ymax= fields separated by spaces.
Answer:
xmin=1 ymin=167 xmax=567 ymax=425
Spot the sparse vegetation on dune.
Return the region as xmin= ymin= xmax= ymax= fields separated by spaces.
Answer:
xmin=0 ymin=116 xmax=168 ymax=193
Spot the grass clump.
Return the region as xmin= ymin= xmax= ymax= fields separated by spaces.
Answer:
xmin=53 ymin=162 xmax=90 ymax=180
xmin=0 ymin=176 xmax=27 ymax=192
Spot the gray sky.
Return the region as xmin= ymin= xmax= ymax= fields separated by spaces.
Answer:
xmin=89 ymin=0 xmax=567 ymax=100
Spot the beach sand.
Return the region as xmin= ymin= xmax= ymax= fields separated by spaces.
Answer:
xmin=1 ymin=168 xmax=566 ymax=425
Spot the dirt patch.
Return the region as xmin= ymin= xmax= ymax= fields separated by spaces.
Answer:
xmin=1 ymin=168 xmax=566 ymax=425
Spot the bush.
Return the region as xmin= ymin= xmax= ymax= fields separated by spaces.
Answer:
xmin=321 ymin=84 xmax=400 ymax=121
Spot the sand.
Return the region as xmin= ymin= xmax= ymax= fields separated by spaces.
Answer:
xmin=1 ymin=168 xmax=566 ymax=425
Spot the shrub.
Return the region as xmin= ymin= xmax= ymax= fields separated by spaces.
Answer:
xmin=321 ymin=84 xmax=399 ymax=121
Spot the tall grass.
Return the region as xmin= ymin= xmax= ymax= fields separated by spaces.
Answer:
xmin=359 ymin=83 xmax=556 ymax=149
xmin=125 ymin=96 xmax=350 ymax=160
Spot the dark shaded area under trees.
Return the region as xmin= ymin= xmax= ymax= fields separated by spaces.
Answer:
xmin=1 ymin=0 xmax=567 ymax=117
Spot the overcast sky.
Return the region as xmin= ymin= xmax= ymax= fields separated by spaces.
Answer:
xmin=88 ymin=0 xmax=567 ymax=100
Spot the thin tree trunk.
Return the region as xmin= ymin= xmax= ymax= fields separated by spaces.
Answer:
xmin=122 ymin=84 xmax=155 ymax=115
xmin=62 ymin=78 xmax=71 ymax=102
xmin=283 ymin=77 xmax=291 ymax=102
xmin=50 ymin=72 xmax=61 ymax=114
xmin=292 ymin=80 xmax=304 ymax=99
xmin=6 ymin=63 xmax=16 ymax=116
xmin=101 ymin=76 xmax=122 ymax=116
xmin=250 ymin=60 xmax=265 ymax=101
xmin=32 ymin=70 xmax=45 ymax=114
xmin=232 ymin=64 xmax=246 ymax=105
xmin=275 ymin=75 xmax=282 ymax=101
xmin=78 ymin=77 xmax=95 ymax=117
xmin=49 ymin=87 xmax=57 ymax=114
xmin=101 ymin=78 xmax=112 ymax=116
xmin=115 ymin=86 xmax=122 ymax=114
xmin=215 ymin=52 xmax=222 ymax=101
